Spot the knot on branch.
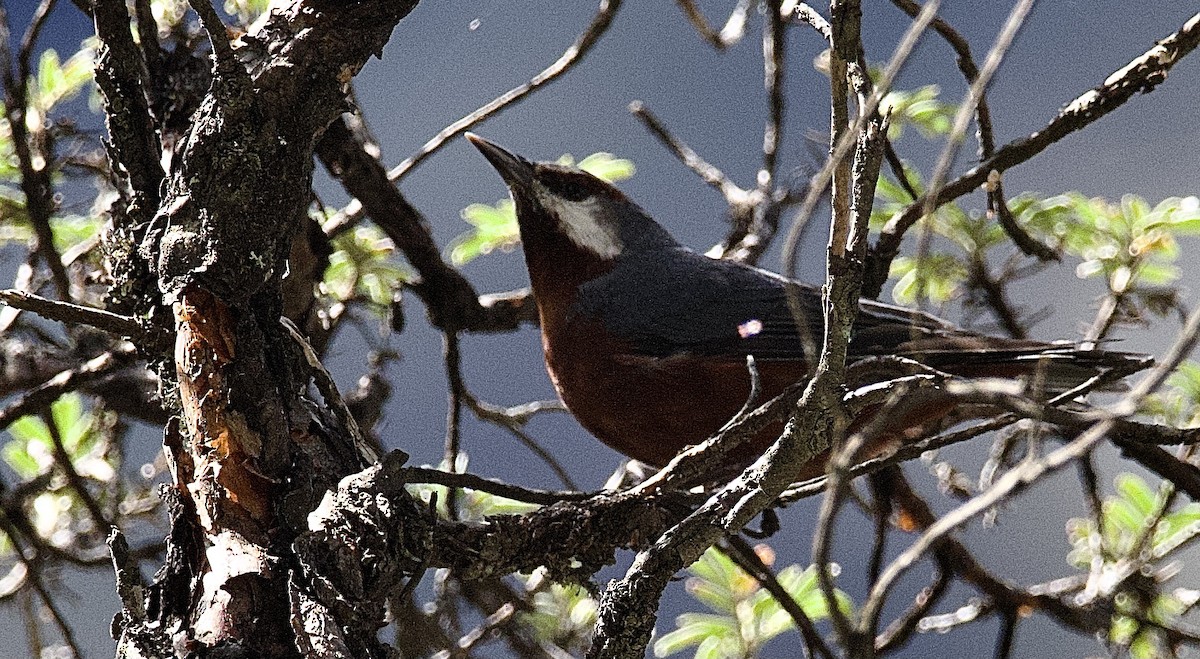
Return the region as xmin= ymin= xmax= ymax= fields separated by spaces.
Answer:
xmin=293 ymin=452 xmax=427 ymax=629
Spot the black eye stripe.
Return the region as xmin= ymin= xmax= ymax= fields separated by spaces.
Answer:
xmin=544 ymin=175 xmax=592 ymax=202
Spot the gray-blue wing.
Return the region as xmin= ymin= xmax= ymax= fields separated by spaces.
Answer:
xmin=571 ymin=248 xmax=1148 ymax=386
xmin=573 ymin=247 xmax=963 ymax=360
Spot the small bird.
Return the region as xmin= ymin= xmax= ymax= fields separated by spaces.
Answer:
xmin=466 ymin=134 xmax=1148 ymax=477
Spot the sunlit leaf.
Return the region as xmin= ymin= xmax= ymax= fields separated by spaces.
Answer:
xmin=224 ymin=0 xmax=271 ymax=24
xmin=1115 ymin=473 xmax=1160 ymax=519
xmin=577 ymin=153 xmax=635 ymax=182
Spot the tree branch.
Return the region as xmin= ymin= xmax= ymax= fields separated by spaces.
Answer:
xmin=866 ymin=11 xmax=1200 ymax=298
xmin=0 ymin=289 xmax=156 ymax=338
xmin=388 ymin=0 xmax=623 ymax=181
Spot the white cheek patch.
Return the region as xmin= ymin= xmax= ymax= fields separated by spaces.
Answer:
xmin=536 ymin=190 xmax=623 ymax=259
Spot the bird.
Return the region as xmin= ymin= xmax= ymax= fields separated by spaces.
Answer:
xmin=465 ymin=133 xmax=1150 ymax=479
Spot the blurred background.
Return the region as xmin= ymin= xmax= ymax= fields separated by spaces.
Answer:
xmin=2 ymin=0 xmax=1199 ymax=656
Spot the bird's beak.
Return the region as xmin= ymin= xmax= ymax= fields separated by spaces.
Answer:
xmin=466 ymin=133 xmax=535 ymax=190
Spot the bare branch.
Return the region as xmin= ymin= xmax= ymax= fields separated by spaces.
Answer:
xmin=867 ymin=11 xmax=1200 ymax=297
xmin=404 ymin=467 xmax=592 ymax=505
xmin=782 ymin=1 xmax=831 ymax=40
xmin=916 ymin=0 xmax=1037 ymax=272
xmin=0 ymin=348 xmax=136 ymax=433
xmin=0 ymin=289 xmax=154 ymax=338
xmin=389 ymin=0 xmax=623 ymax=181
xmin=674 ymin=0 xmax=751 ymax=49
xmin=889 ymin=0 xmax=1056 ymax=262
xmin=317 ymin=113 xmax=535 ymax=334
xmin=782 ymin=0 xmax=943 ymax=280
xmin=628 ymin=100 xmax=753 ymax=208
xmin=91 ymin=0 xmax=163 ymax=215
xmin=860 ymin=302 xmax=1200 ymax=639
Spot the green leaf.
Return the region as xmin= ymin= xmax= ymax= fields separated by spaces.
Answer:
xmin=653 ymin=614 xmax=738 ymax=658
xmin=31 ymin=46 xmax=94 ymax=113
xmin=1135 ymin=262 xmax=1181 ymax=286
xmin=51 ymin=215 xmax=105 ymax=253
xmin=448 ymin=200 xmax=520 ymax=265
xmin=323 ymin=225 xmax=412 ymax=311
xmin=8 ymin=413 xmax=50 ymax=444
xmin=686 ymin=577 xmax=736 ymax=615
xmin=577 ymin=153 xmax=635 ymax=183
xmin=1 ymin=440 xmax=40 ymax=478
xmin=694 ymin=633 xmax=738 ymax=659
xmin=688 ymin=548 xmax=741 ymax=590
xmin=1105 ymin=498 xmax=1146 ymax=538
xmin=1153 ymin=505 xmax=1200 ymax=556
xmin=224 ymin=0 xmax=271 ymax=24
xmin=1116 ymin=473 xmax=1159 ymax=519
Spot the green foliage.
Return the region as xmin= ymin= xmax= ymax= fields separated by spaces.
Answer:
xmin=449 ymin=153 xmax=635 ymax=265
xmin=870 ymin=169 xmax=1009 ymax=306
xmin=2 ymin=394 xmax=101 ymax=480
xmin=1065 ymin=473 xmax=1200 ymax=659
xmin=879 ymin=84 xmax=956 ymax=140
xmin=31 ymin=47 xmax=94 ymax=119
xmin=517 ymin=569 xmax=598 ymax=654
xmin=1141 ymin=361 xmax=1200 ymax=428
xmin=323 ymin=224 xmax=414 ymax=313
xmin=225 ymin=0 xmax=271 ymax=25
xmin=1050 ymin=194 xmax=1200 ymax=294
xmin=450 ymin=198 xmax=521 ymax=266
xmin=149 ymin=0 xmax=189 ymax=36
xmin=655 ymin=546 xmax=852 ymax=659
xmin=0 ymin=42 xmax=101 ymax=252
xmin=890 ymin=253 xmax=967 ymax=306
xmin=872 ymin=159 xmax=1200 ymax=314
xmin=1 ymin=394 xmax=117 ymax=559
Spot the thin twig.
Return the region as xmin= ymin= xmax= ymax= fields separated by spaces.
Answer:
xmin=721 ymin=535 xmax=835 ymax=659
xmin=17 ymin=0 xmax=57 ymax=78
xmin=0 ymin=348 xmax=135 ymax=432
xmin=0 ymin=515 xmax=82 ymax=657
xmin=441 ymin=602 xmax=516 ymax=659
xmin=0 ymin=289 xmax=152 ymax=338
xmin=994 ymin=608 xmax=1019 ymax=659
xmin=781 ymin=0 xmax=944 ymax=281
xmin=868 ymin=12 xmax=1200 ymax=298
xmin=889 ymin=0 xmax=1055 ymax=262
xmin=388 ymin=0 xmax=623 ymax=182
xmin=404 ymin=467 xmax=592 ymax=505
xmin=91 ymin=0 xmax=164 ymax=212
xmin=860 ymin=302 xmax=1200 ymax=639
xmin=627 ymin=100 xmax=753 ymax=208
xmin=674 ymin=0 xmax=751 ymax=49
xmin=442 ymin=330 xmax=578 ymax=490
xmin=444 ymin=331 xmax=465 ymax=518
xmin=783 ymin=1 xmax=831 ymax=40
xmin=41 ymin=409 xmax=112 ymax=535
xmin=0 ymin=0 xmax=72 ymax=300
xmin=282 ymin=317 xmax=380 ymax=466
xmin=874 ymin=559 xmax=952 ymax=652
xmin=913 ymin=0 xmax=1037 ymax=305
xmin=760 ymin=0 xmax=785 ymax=192
xmin=187 ymin=0 xmax=236 ymax=72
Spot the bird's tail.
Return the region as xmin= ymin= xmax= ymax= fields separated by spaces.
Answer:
xmin=912 ymin=342 xmax=1153 ymax=394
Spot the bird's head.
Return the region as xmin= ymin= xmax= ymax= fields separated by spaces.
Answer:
xmin=467 ymin=133 xmax=674 ymax=262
